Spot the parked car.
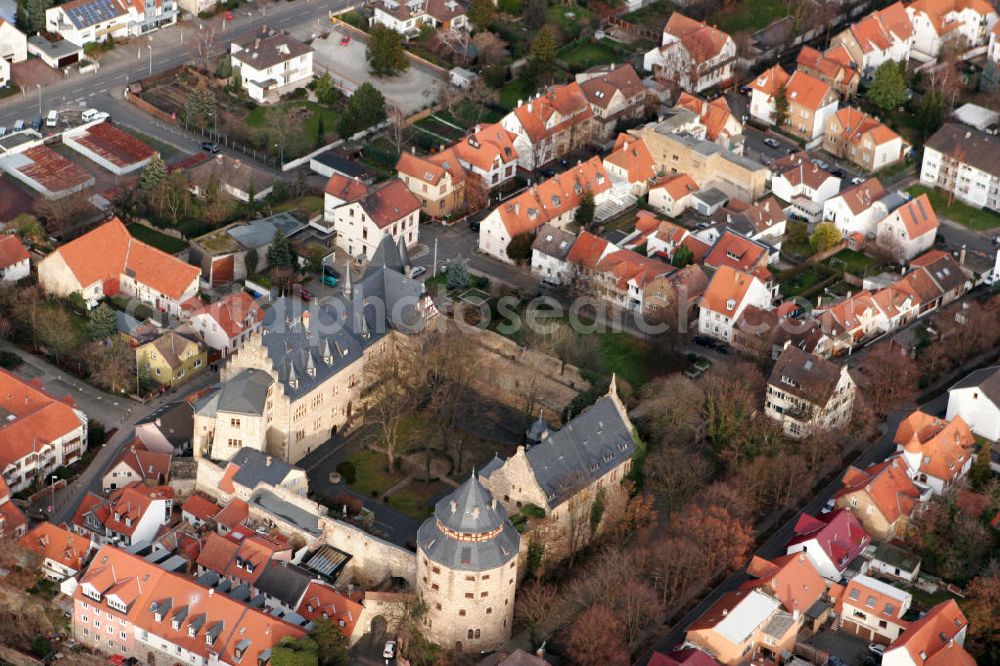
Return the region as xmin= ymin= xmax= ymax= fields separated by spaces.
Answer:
xmin=30 ymin=117 xmax=42 ymax=131
xmin=540 ymin=167 xmax=557 ymax=178
xmin=468 ymin=218 xmax=480 ymax=232
xmin=383 ymin=640 xmax=397 ymax=659
xmin=738 ymin=85 xmax=752 ymax=94
xmin=340 ymin=34 xmax=350 ymax=46
xmin=81 ymin=108 xmax=108 ymax=122
xmin=200 ymin=141 xmax=220 ymax=153
xmin=46 ymin=110 xmax=58 ymax=127
xmin=763 ymin=138 xmax=780 ymax=148
xmin=0 ymin=127 xmax=6 ymax=138
xmin=716 ymin=344 xmax=730 ymax=355
xmin=851 ymin=176 xmax=866 ymax=185
xmin=322 ymin=274 xmax=339 ymax=287
xmin=299 ymin=288 xmax=313 ymax=302
xmin=13 ymin=120 xmax=24 ymax=132
xmin=224 ymin=10 xmax=234 ymax=19
xmin=692 ymin=335 xmax=716 ymax=348
xmin=410 ymin=266 xmax=427 ymax=278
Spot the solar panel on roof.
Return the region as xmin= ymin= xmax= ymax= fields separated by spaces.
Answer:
xmin=67 ymin=0 xmax=121 ymax=29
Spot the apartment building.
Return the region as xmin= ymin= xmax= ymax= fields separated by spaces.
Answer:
xmin=698 ymin=266 xmax=773 ymax=343
xmin=830 ymin=2 xmax=914 ymax=76
xmin=230 ymin=26 xmax=314 ymax=104
xmin=371 ymin=0 xmax=467 ymax=37
xmin=575 ymin=64 xmax=647 ymax=141
xmin=46 ymin=0 xmax=177 ymax=46
xmin=907 ymin=0 xmax=997 ymax=60
xmin=765 ymin=346 xmax=856 ymax=438
xmin=323 ymin=176 xmax=421 ymax=259
xmin=921 ymin=122 xmax=1000 ymax=211
xmin=796 ymin=45 xmax=861 ymax=99
xmin=500 ymin=83 xmax=593 ymax=170
xmin=836 ymin=575 xmax=912 ymax=644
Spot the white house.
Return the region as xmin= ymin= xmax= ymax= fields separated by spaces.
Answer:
xmin=785 ymin=509 xmax=871 ymax=581
xmin=881 ymin=600 xmax=972 ymax=666
xmin=698 ymin=265 xmax=772 ymax=343
xmin=991 ymin=21 xmax=1000 ymax=63
xmin=748 ymin=65 xmax=790 ymax=126
xmin=230 ymin=25 xmax=314 ymax=105
xmin=0 ymin=18 xmax=27 ymax=86
xmin=875 ymin=193 xmax=939 ymax=262
xmin=648 ymin=174 xmax=699 ymax=217
xmin=907 ymin=0 xmax=998 ymax=60
xmin=72 ymin=483 xmax=174 ymax=547
xmin=893 ymin=410 xmax=975 ymax=495
xmin=18 ymin=522 xmax=92 ymax=582
xmin=325 ymin=177 xmax=421 ymax=259
xmin=947 ymin=365 xmax=1000 ymax=441
xmin=771 ymin=152 xmax=841 ymax=223
xmin=188 ymin=292 xmax=265 ymax=356
xmin=371 ymin=0 xmax=468 ymax=38
xmin=45 ymin=0 xmax=176 ymax=47
xmin=643 ymin=12 xmax=736 ymax=93
xmin=530 ymin=223 xmax=576 ymax=285
xmin=836 ymin=575 xmax=912 ymax=645
xmin=822 ymin=178 xmax=888 ymax=237
xmin=0 ymin=234 xmax=30 ymax=282
xmin=921 ymin=123 xmax=1000 ymax=212
xmin=830 ymin=3 xmax=914 ymax=76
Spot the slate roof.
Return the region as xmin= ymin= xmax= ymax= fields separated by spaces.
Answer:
xmin=925 ymin=123 xmax=1000 ymax=178
xmin=769 ymin=346 xmax=846 ymax=406
xmin=217 ymin=369 xmax=273 ymax=416
xmin=518 ymin=389 xmax=633 ymax=508
xmin=254 ymin=562 xmax=314 ymax=608
xmin=950 ymin=364 xmax=1000 ymax=406
xmin=258 ymin=236 xmax=428 ymax=400
xmin=226 ymin=447 xmax=297 ymax=490
xmin=251 ymin=488 xmax=321 ymax=536
xmin=531 ymin=224 xmax=576 ymax=261
xmin=417 ymin=475 xmax=520 ymax=572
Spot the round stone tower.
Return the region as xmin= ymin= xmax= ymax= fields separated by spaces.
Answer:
xmin=416 ymin=473 xmax=520 ymax=653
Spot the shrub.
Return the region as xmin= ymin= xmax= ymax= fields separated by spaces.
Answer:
xmin=0 ymin=351 xmax=22 ymax=369
xmin=336 ymin=461 xmax=357 ymax=485
xmin=506 ymin=232 xmax=533 ymax=262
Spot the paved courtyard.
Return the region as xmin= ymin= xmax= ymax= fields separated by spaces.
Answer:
xmin=306 ymin=28 xmax=445 ymax=114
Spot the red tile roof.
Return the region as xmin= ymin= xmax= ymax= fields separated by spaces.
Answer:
xmin=566 ymin=230 xmax=611 ymax=270
xmin=452 ymin=123 xmax=519 ymax=172
xmin=784 ymin=70 xmax=835 ymax=111
xmin=743 ymin=552 xmax=826 ymax=613
xmin=676 ymin=93 xmax=740 ymax=141
xmin=0 ymin=500 xmax=27 ymax=538
xmin=894 ymin=410 xmax=974 ymax=484
xmin=652 ymin=173 xmax=699 ymax=201
xmin=47 ymin=218 xmax=199 ymax=300
xmin=0 ymin=369 xmax=82 ymax=472
xmin=834 ymin=178 xmax=887 ymax=215
xmin=324 ymin=174 xmax=368 ymax=202
xmin=890 ymin=194 xmax=939 ymax=240
xmin=181 ymin=494 xmax=223 ymax=521
xmin=888 ymin=600 xmax=972 ymax=665
xmin=214 ymin=499 xmax=250 ymax=530
xmin=0 ymin=234 xmax=29 ymax=270
xmin=70 ymin=122 xmax=157 ymax=168
xmin=358 ymin=178 xmax=421 ymax=229
xmin=108 ymin=439 xmax=173 ymax=484
xmin=578 ymin=64 xmax=645 ymax=110
xmin=699 ymin=265 xmax=762 ymax=315
xmin=605 ymin=134 xmax=656 ymax=184
xmin=704 ymin=231 xmax=771 ymax=277
xmin=190 ymin=292 xmax=264 ymax=339
xmin=787 ymin=508 xmax=871 ymax=571
xmin=298 ymin=581 xmax=365 ymax=638
xmin=664 ymin=12 xmax=733 ymax=63
xmin=12 ymin=145 xmax=93 ymax=195
xmin=749 ymin=65 xmax=790 ymax=97
xmin=837 ymin=457 xmax=921 ymax=523
xmin=835 ymin=575 xmax=909 ymax=624
xmin=511 ymin=82 xmax=592 ymax=144
xmin=19 ymin=521 xmax=91 ymax=571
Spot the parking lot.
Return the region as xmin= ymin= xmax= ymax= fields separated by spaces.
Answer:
xmin=306 ymin=28 xmax=447 ymax=114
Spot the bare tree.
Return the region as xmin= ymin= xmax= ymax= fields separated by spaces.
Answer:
xmin=387 ymin=105 xmax=408 ymax=156
xmin=81 ymin=338 xmax=136 ymax=394
xmin=471 ymin=30 xmax=510 ymax=65
xmin=34 ymin=189 xmax=97 ymax=236
xmin=364 ymin=338 xmax=419 ymax=472
xmin=191 ymin=23 xmax=218 ymax=74
xmin=566 ymin=605 xmax=629 ymax=666
xmin=515 ymin=581 xmax=557 ymax=647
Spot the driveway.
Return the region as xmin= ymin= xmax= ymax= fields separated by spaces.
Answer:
xmin=307 ymin=28 xmax=445 ymax=114
xmin=418 ymin=223 xmax=540 ymax=291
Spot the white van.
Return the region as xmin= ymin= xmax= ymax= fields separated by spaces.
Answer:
xmin=81 ymin=108 xmax=108 ymax=123
xmin=13 ymin=120 xmax=24 ymax=132
xmin=46 ymin=110 xmax=58 ymax=127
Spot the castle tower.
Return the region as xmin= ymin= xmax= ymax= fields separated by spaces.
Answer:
xmin=416 ymin=473 xmax=520 ymax=653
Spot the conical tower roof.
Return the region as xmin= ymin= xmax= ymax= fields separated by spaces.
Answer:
xmin=398 ymin=237 xmax=411 ymax=271
xmin=433 ymin=472 xmax=507 ymax=535
xmin=526 ymin=409 xmax=549 ymax=445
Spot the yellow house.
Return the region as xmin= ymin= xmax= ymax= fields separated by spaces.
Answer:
xmin=137 ymin=330 xmax=207 ymax=388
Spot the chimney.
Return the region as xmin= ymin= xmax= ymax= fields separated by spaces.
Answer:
xmin=266 ymin=456 xmax=272 ymax=466
xmin=527 ymin=102 xmax=533 ymax=112
xmin=302 ymin=311 xmax=310 ymax=330
xmin=959 ymin=244 xmax=966 ymax=265
xmin=208 ymin=588 xmax=214 ymax=597
xmin=410 ymin=146 xmax=415 ymax=154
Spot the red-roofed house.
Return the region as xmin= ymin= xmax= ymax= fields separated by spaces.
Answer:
xmin=0 ymin=368 xmax=88 ymax=493
xmin=643 ymin=12 xmax=736 ymax=93
xmin=907 ymin=0 xmax=997 ymax=59
xmin=396 ymin=148 xmax=468 ymax=217
xmin=698 ymin=266 xmax=773 ymax=342
xmin=684 ymin=588 xmax=794 ymax=665
xmin=73 ymin=544 xmax=304 ymax=664
xmin=0 ymin=476 xmax=27 ymax=538
xmin=882 ymin=599 xmax=972 ymax=666
xmin=189 ymin=292 xmax=265 ymax=356
xmin=195 ymin=531 xmax=292 ymax=593
xmin=743 ymin=552 xmax=828 ymax=618
xmin=781 ymin=71 xmax=841 ymax=142
xmin=834 ymin=457 xmax=924 ymax=539
xmin=748 ymin=65 xmax=791 ymax=126
xmin=836 ymin=574 xmax=912 ymax=644
xmin=576 ymin=64 xmax=647 ymax=141
xmin=72 ymin=483 xmax=174 ymax=547
xmin=796 ymin=45 xmax=861 ymax=99
xmin=101 ymin=438 xmax=173 ymax=492
xmin=180 ymin=494 xmax=222 ymax=528
xmin=580 ymin=248 xmax=675 ymax=311
xmin=771 ymin=152 xmax=841 ymax=223
xmin=62 ymin=122 xmax=158 ymax=175
xmin=648 ymin=648 xmax=721 ymax=666
xmin=703 ymin=231 xmax=773 ymax=281
xmin=603 ymin=134 xmax=657 ymax=196
xmin=19 ymin=521 xmax=92 ymax=581
xmin=673 ymin=93 xmax=743 ymax=146
xmin=831 ymin=2 xmax=914 ymax=75
xmin=38 ymin=218 xmax=200 ymax=315
xmin=0 ymin=233 xmax=30 ymax=282
xmin=500 ymin=82 xmax=594 ymax=170
xmin=824 ymin=107 xmax=905 ymax=172
xmin=894 ymin=410 xmax=975 ymax=494
xmin=648 ymin=174 xmax=699 ymax=217
xmin=785 ymin=509 xmax=871 ymax=580
xmin=822 ymin=177 xmax=888 ymax=238
xmin=297 ymin=581 xmax=366 ymax=643
xmin=642 ymin=263 xmax=709 ymax=325
xmin=876 ymin=193 xmax=939 ymax=262
xmin=323 ymin=176 xmax=420 ymax=259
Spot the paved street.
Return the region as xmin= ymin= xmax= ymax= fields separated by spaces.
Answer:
xmin=417 ymin=222 xmax=540 ymax=291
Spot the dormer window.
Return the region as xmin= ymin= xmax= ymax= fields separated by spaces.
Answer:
xmin=188 ymin=625 xmax=197 ymax=638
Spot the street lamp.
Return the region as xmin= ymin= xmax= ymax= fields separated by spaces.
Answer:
xmin=49 ymin=474 xmax=58 ymax=515
xmin=148 ymin=45 xmax=153 ymax=76
xmin=36 ymin=84 xmax=41 ymax=116
xmin=274 ymin=142 xmax=283 ymax=166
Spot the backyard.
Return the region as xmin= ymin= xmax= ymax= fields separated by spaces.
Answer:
xmin=908 ymin=185 xmax=1000 ymax=232
xmin=558 ymin=39 xmax=626 ymax=71
xmin=127 ymin=223 xmax=188 ymax=254
xmin=711 ymin=0 xmax=789 ymax=34
xmin=823 ymin=248 xmax=873 ymax=276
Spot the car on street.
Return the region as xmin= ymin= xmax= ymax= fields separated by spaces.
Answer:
xmin=30 ymin=117 xmax=42 ymax=131
xmin=716 ymin=344 xmax=730 ymax=355
xmin=383 ymin=640 xmax=397 ymax=659
xmin=468 ymin=218 xmax=480 ymax=232
xmin=692 ymin=335 xmax=716 ymax=348
xmin=298 ymin=288 xmax=313 ymax=302
xmin=224 ymin=10 xmax=234 ymax=19
xmin=322 ymin=274 xmax=339 ymax=287
xmin=200 ymin=141 xmax=220 ymax=153
xmin=852 ymin=176 xmax=866 ymax=185
xmin=340 ymin=34 xmax=350 ymax=46
xmin=410 ymin=266 xmax=427 ymax=278
xmin=540 ymin=167 xmax=557 ymax=178
xmin=763 ymin=138 xmax=780 ymax=148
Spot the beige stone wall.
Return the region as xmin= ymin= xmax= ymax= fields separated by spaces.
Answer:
xmin=37 ymin=252 xmax=87 ymax=299
xmin=209 ymin=409 xmax=269 ymax=460
xmin=417 ymin=550 xmax=517 ymax=653
xmin=195 ymin=458 xmax=417 ymax=587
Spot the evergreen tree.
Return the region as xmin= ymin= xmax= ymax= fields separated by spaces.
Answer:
xmin=316 ymin=114 xmax=326 ymax=147
xmin=86 ymin=304 xmax=118 ymax=341
xmin=529 ymin=26 xmax=557 ymax=83
xmin=573 ymin=189 xmax=596 ymax=229
xmin=523 ymin=0 xmax=546 ymax=29
xmin=314 ymin=72 xmax=340 ymax=106
xmin=311 ymin=618 xmax=349 ymax=666
xmin=773 ymin=85 xmax=789 ymax=126
xmin=25 ymin=0 xmax=49 ymax=34
xmin=366 ymin=24 xmax=410 ymax=77
xmin=917 ymin=88 xmax=945 ymax=141
xmin=338 ymin=83 xmax=387 ymax=138
xmin=215 ymin=55 xmax=232 ymax=79
xmin=446 ymin=257 xmax=471 ymax=290
xmin=244 ymin=248 xmax=260 ymax=276
xmin=139 ymin=156 xmax=167 ymax=192
xmin=867 ymin=61 xmax=908 ymax=113
xmin=469 ymin=0 xmax=496 ymax=31
xmin=185 ymin=86 xmax=216 ymax=130
xmin=671 ymin=244 xmax=694 ymax=268
xmin=267 ymin=229 xmax=294 ymax=269
xmin=979 ymin=59 xmax=999 ymax=93
xmin=506 ymin=232 xmax=533 ymax=261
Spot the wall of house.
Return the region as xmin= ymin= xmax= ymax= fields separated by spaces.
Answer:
xmin=946 ymin=389 xmax=1000 ymax=441
xmin=835 ymin=494 xmax=897 ymax=541
xmin=208 ymin=409 xmax=269 ymax=461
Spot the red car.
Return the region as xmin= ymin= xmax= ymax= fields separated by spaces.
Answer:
xmin=339 ymin=34 xmax=350 ymax=46
xmin=224 ymin=10 xmax=234 ymax=20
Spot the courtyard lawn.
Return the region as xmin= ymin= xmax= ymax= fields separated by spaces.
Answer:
xmin=387 ymin=481 xmax=450 ymax=522
xmin=546 ymin=5 xmax=596 ymax=37
xmin=346 ymin=450 xmax=405 ymax=498
xmin=127 ymin=223 xmax=188 ymax=254
xmin=272 ymin=196 xmax=324 ymax=216
xmin=712 ymin=0 xmax=788 ymax=34
xmin=246 ymin=101 xmax=342 ymax=158
xmin=824 ymin=248 xmax=873 ymax=276
xmin=499 ymin=79 xmax=532 ymax=110
xmin=598 ymin=331 xmax=650 ymax=388
xmin=907 ymin=185 xmax=1000 ymax=232
xmin=558 ymin=40 xmax=620 ymax=70
xmin=779 ymin=267 xmax=823 ymax=297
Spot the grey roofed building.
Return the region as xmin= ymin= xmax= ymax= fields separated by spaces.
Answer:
xmin=531 ymin=224 xmax=576 ymax=261
xmin=217 ymin=369 xmax=274 ymax=416
xmin=692 ymin=187 xmax=729 ymax=208
xmin=254 ymin=562 xmax=314 ymax=610
xmin=768 ymin=346 xmax=846 ymax=406
xmin=227 ymin=447 xmax=299 ymax=489
xmin=872 ymin=542 xmax=921 ymax=574
xmin=417 ymin=474 xmax=520 ymax=572
xmin=251 ymin=488 xmax=322 ymax=535
xmin=230 ymin=25 xmax=313 ymax=71
xmin=136 ymin=400 xmax=195 ymax=454
xmin=258 ymin=235 xmax=431 ymax=400
xmin=949 ymin=365 xmax=1000 ymax=405
xmin=925 ymin=123 xmax=1000 ymax=178
xmin=484 ymin=383 xmax=635 ymax=509
xmin=226 ymin=213 xmax=305 ymax=251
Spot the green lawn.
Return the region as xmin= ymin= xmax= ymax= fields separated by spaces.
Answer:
xmin=824 ymin=248 xmax=873 ymax=276
xmin=546 ymin=5 xmax=596 ymax=36
xmin=39 ymin=301 xmax=88 ymax=351
xmin=499 ymin=79 xmax=533 ymax=110
xmin=712 ymin=0 xmax=788 ymax=34
xmin=387 ymin=480 xmax=449 ymax=522
xmin=558 ymin=40 xmax=620 ymax=69
xmin=598 ymin=331 xmax=650 ymax=388
xmin=272 ymin=196 xmax=324 ymax=216
xmin=622 ymin=0 xmax=679 ymax=31
xmin=246 ymin=101 xmax=342 ymax=158
xmin=907 ymin=185 xmax=1000 ymax=231
xmin=346 ymin=450 xmax=406 ymax=498
xmin=779 ymin=267 xmax=823 ymax=297
xmin=127 ymin=223 xmax=188 ymax=254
